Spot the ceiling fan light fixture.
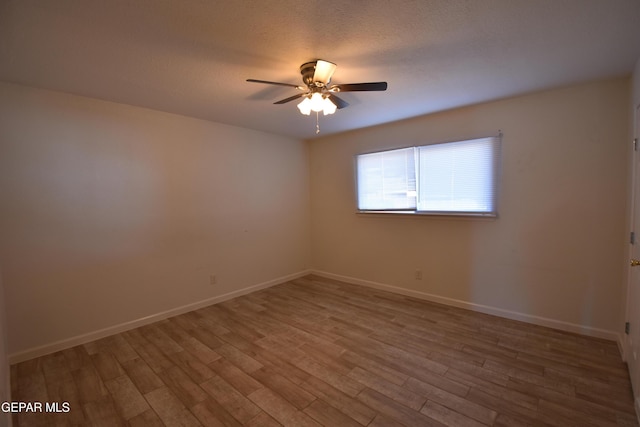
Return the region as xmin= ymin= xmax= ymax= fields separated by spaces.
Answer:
xmin=313 ymin=60 xmax=337 ymax=85
xmin=297 ymin=94 xmax=336 ymax=117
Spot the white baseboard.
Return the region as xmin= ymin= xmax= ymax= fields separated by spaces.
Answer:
xmin=9 ymin=270 xmax=312 ymax=364
xmin=311 ymin=270 xmax=620 ymax=342
xmin=619 ymin=335 xmax=628 ymax=362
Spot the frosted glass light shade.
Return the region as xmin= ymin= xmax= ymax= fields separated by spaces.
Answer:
xmin=309 ymin=93 xmax=324 ymax=112
xmin=297 ymin=97 xmax=312 ymax=115
xmin=323 ymin=98 xmax=337 ymax=115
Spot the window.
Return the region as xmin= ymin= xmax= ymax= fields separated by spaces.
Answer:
xmin=356 ymin=135 xmax=501 ymax=216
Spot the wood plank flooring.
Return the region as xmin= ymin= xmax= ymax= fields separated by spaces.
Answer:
xmin=10 ymin=274 xmax=639 ymax=426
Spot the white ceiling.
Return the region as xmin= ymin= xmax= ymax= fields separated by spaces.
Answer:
xmin=1 ymin=0 xmax=640 ymax=140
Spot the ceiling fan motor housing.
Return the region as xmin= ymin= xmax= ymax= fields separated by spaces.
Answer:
xmin=300 ymin=61 xmax=323 ymax=87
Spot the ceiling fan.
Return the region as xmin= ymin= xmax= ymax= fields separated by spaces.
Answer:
xmin=247 ymin=60 xmax=387 ymax=117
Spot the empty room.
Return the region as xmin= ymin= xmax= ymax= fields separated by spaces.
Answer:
xmin=2 ymin=1 xmax=640 ymax=426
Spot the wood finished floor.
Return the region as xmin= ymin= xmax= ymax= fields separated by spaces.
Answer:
xmin=10 ymin=275 xmax=639 ymax=426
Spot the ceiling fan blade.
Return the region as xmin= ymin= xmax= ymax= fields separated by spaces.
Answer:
xmin=313 ymin=60 xmax=337 ymax=85
xmin=328 ymin=94 xmax=349 ymax=109
xmin=247 ymin=79 xmax=302 ymax=89
xmin=332 ymin=82 xmax=388 ymax=92
xmin=274 ymin=93 xmax=307 ymax=104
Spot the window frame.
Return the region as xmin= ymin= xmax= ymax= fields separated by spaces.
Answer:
xmin=355 ymin=135 xmax=501 ymax=218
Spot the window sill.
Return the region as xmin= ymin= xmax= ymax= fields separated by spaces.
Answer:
xmin=356 ymin=210 xmax=498 ymax=219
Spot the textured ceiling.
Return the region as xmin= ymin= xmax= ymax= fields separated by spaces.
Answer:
xmin=1 ymin=0 xmax=640 ymax=139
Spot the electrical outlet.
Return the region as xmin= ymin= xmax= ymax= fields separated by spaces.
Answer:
xmin=210 ymin=275 xmax=217 ymax=285
xmin=415 ymin=269 xmax=423 ymax=280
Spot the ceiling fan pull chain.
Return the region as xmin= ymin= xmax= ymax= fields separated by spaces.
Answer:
xmin=316 ymin=111 xmax=320 ymax=134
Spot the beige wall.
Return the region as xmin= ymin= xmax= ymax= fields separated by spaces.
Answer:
xmin=309 ymin=77 xmax=630 ymax=335
xmin=0 ymin=83 xmax=310 ymax=357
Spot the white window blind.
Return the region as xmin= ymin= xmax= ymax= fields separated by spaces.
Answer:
xmin=356 ymin=135 xmax=500 ymax=216
xmin=417 ymin=137 xmax=499 ymax=214
xmin=356 ymin=147 xmax=416 ymax=210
